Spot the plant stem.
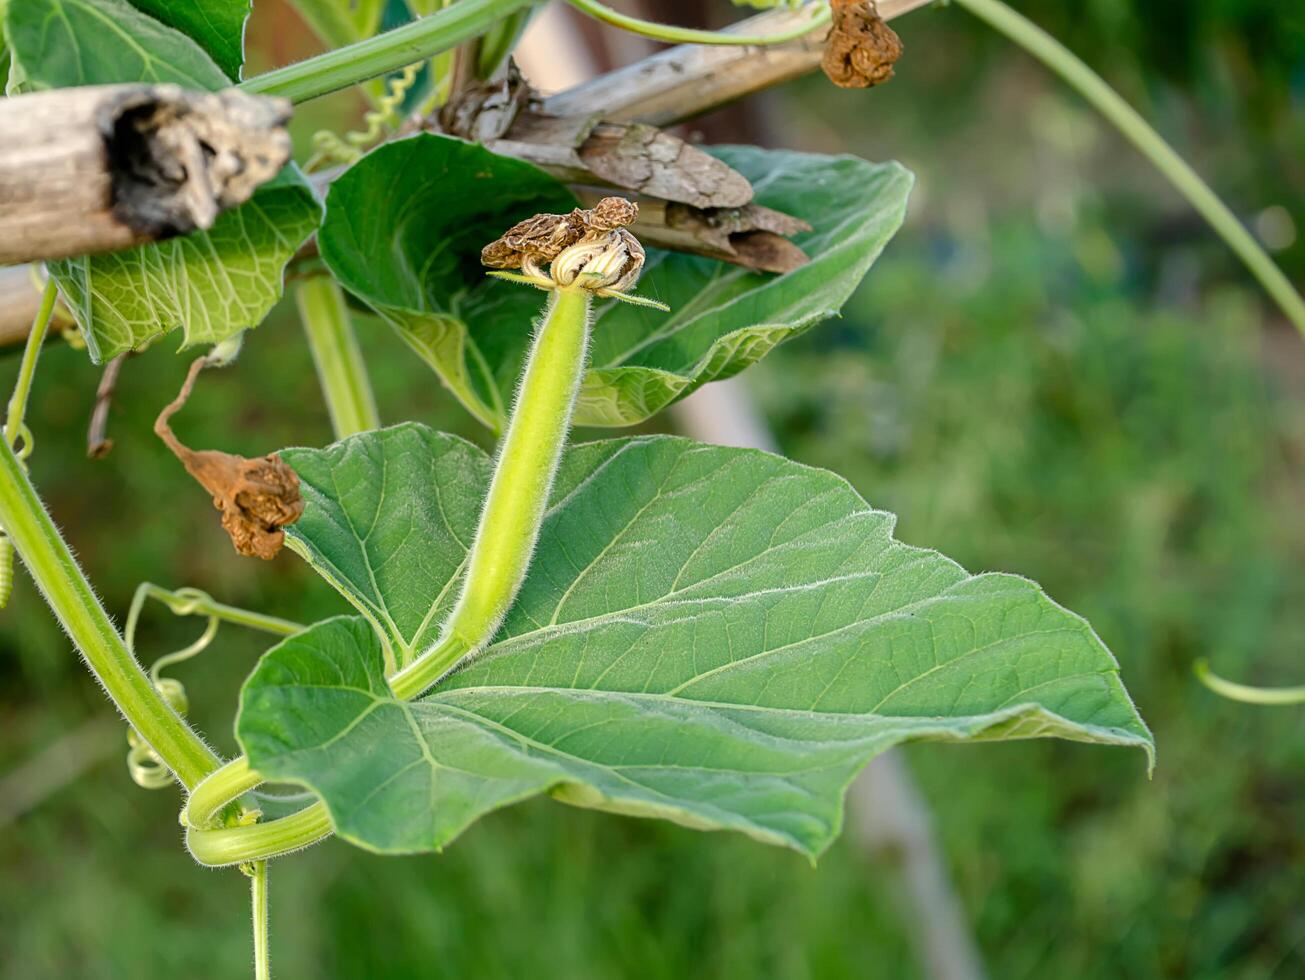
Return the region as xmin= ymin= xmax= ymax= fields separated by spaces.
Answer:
xmin=239 ymin=0 xmax=533 ymax=104
xmin=1195 ymin=660 xmax=1305 ymax=706
xmin=5 ymin=278 xmax=56 ymax=447
xmin=250 ymin=861 xmax=270 ymax=980
xmin=0 ymin=442 xmax=220 ymax=789
xmin=952 ymin=0 xmax=1305 ymax=338
xmin=188 ymin=801 xmax=334 ymax=866
xmin=188 ymin=289 xmax=595 ymax=862
xmin=185 ymin=756 xmax=264 ymax=828
xmin=563 ymin=0 xmax=830 ymax=46
xmin=295 ymin=277 xmax=381 ymax=439
xmin=402 ymin=286 xmax=592 ymax=695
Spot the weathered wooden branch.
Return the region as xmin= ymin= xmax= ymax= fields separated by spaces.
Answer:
xmin=434 ymin=68 xmax=806 ymax=268
xmin=543 ymin=0 xmax=933 ymax=126
xmin=0 ymin=84 xmax=292 ymax=265
xmin=433 ymin=0 xmax=930 ymax=270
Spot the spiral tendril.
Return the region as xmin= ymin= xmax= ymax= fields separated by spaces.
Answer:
xmin=123 ymin=585 xmax=221 ymax=790
xmin=307 ymin=62 xmax=422 ymax=170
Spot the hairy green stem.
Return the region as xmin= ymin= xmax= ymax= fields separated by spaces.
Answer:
xmin=563 ymin=0 xmax=830 ymax=46
xmin=250 ymin=861 xmax=270 ymax=980
xmin=401 ymin=286 xmax=592 ymax=693
xmin=189 ymin=801 xmax=334 ymax=866
xmin=5 ymin=278 xmax=56 ymax=448
xmin=1195 ymin=660 xmax=1305 ymax=706
xmin=295 ymin=277 xmax=381 ymax=439
xmin=239 ymin=0 xmax=533 ymax=103
xmin=0 ymin=442 xmax=220 ymax=789
xmin=952 ymin=0 xmax=1305 ymax=337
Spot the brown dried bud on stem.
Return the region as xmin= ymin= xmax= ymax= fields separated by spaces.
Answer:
xmin=154 ymin=357 xmax=304 ymax=560
xmin=481 ymin=197 xmax=639 ymax=272
xmin=481 ymin=197 xmax=664 ymax=309
xmin=822 ymin=0 xmax=904 ymax=89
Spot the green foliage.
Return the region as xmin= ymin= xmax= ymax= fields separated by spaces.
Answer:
xmin=319 ymin=135 xmax=913 ymax=428
xmin=127 ymin=0 xmax=251 ymax=79
xmin=317 ymin=136 xmax=576 ymax=429
xmin=4 ymin=0 xmax=321 ymax=362
xmin=240 ymin=424 xmax=1150 ymax=856
xmin=47 ymin=169 xmax=321 ymax=364
xmin=3 ymin=0 xmax=229 ymax=92
xmin=280 ymin=425 xmax=490 ymax=664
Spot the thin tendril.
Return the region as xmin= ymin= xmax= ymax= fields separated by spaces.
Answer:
xmin=122 ymin=585 xmax=303 ymax=790
xmin=307 ymin=61 xmax=423 ymax=170
xmin=1195 ymin=660 xmax=1305 ymax=706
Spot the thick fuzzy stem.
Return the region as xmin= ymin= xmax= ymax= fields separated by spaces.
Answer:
xmin=392 ymin=286 xmax=592 ymax=697
xmin=0 ymin=441 xmax=220 ymax=789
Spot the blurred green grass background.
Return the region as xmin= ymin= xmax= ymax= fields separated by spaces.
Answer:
xmin=2 ymin=1 xmax=1305 ymax=976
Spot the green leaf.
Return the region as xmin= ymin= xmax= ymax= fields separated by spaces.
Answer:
xmin=241 ymin=424 xmax=1152 ymax=857
xmin=47 ymin=168 xmax=322 ymax=363
xmin=4 ymin=0 xmax=229 ymax=92
xmin=128 ymin=0 xmax=250 ymax=80
xmin=7 ymin=0 xmax=318 ymax=361
xmin=318 ymin=135 xmax=577 ymax=430
xmin=279 ymin=424 xmax=492 ymax=668
xmin=318 ymin=135 xmax=913 ymax=430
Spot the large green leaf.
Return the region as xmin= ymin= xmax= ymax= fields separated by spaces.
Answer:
xmin=279 ymin=424 xmax=492 ymax=669
xmin=241 ymin=424 xmax=1152 ymax=857
xmin=4 ymin=0 xmax=229 ymax=92
xmin=48 ymin=168 xmax=321 ymax=363
xmin=128 ymin=0 xmax=250 ymax=80
xmin=318 ymin=135 xmax=913 ymax=429
xmin=7 ymin=0 xmax=319 ymax=361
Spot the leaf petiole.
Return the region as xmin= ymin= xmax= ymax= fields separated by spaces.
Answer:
xmin=295 ymin=276 xmax=381 ymax=439
xmin=238 ymin=0 xmax=534 ymax=104
xmin=0 ymin=440 xmax=221 ymax=790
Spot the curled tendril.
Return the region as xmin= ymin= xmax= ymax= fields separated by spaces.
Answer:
xmin=123 ymin=585 xmax=221 ymax=790
xmin=307 ymin=62 xmax=422 ymax=170
xmin=12 ymin=423 xmax=35 ymax=463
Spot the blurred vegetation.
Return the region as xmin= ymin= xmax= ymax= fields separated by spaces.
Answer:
xmin=3 ymin=1 xmax=1305 ymax=977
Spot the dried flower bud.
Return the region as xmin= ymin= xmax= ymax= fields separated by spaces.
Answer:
xmin=551 ymin=227 xmax=645 ymax=292
xmin=482 ymin=198 xmax=664 ymax=308
xmin=155 ymin=357 xmax=304 ymax=560
xmin=822 ymin=0 xmax=903 ymax=90
xmin=482 ymin=197 xmax=640 ymax=279
xmin=587 ymin=197 xmax=639 ymax=232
